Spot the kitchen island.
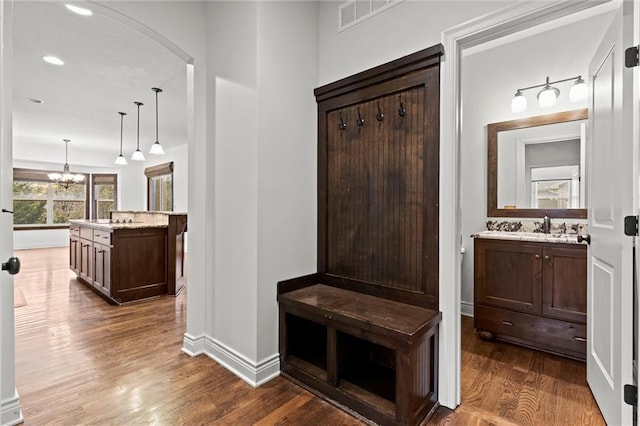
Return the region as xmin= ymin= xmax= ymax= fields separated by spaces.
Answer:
xmin=69 ymin=211 xmax=187 ymax=304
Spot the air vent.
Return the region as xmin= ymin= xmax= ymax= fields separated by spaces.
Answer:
xmin=339 ymin=0 xmax=405 ymax=31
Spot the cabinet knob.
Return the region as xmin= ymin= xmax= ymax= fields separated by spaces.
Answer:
xmin=544 ymin=255 xmax=551 ymax=260
xmin=534 ymin=254 xmax=540 ymax=259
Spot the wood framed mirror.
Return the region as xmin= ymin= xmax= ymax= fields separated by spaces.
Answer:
xmin=487 ymin=108 xmax=588 ymax=219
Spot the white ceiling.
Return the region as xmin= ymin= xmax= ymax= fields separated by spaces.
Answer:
xmin=13 ymin=1 xmax=188 ymax=160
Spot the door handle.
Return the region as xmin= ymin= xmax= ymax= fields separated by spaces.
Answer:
xmin=2 ymin=257 xmax=20 ymax=275
xmin=1 ymin=209 xmax=13 ymax=214
xmin=577 ymin=234 xmax=591 ymax=245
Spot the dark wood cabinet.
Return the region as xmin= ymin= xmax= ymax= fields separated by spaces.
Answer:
xmin=474 ymin=237 xmax=587 ymax=360
xmin=70 ymin=223 xmax=167 ymax=304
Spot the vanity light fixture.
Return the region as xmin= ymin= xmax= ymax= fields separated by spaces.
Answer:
xmin=42 ymin=55 xmax=64 ymax=66
xmin=149 ymin=87 xmax=165 ymax=155
xmin=510 ymin=75 xmax=588 ymax=113
xmin=48 ymin=139 xmax=85 ymax=188
xmin=131 ymin=101 xmax=145 ymax=161
xmin=65 ymin=4 xmax=93 ymax=16
xmin=114 ymin=112 xmax=127 ymax=166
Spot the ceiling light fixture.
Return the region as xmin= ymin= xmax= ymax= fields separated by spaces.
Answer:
xmin=42 ymin=55 xmax=64 ymax=66
xmin=510 ymin=75 xmax=588 ymax=113
xmin=149 ymin=87 xmax=165 ymax=155
xmin=65 ymin=4 xmax=93 ymax=16
xmin=115 ymin=112 xmax=127 ymax=166
xmin=48 ymin=139 xmax=85 ymax=188
xmin=131 ymin=101 xmax=145 ymax=161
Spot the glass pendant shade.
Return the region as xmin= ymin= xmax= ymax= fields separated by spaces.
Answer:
xmin=569 ymin=77 xmax=588 ymax=102
xmin=115 ymin=112 xmax=127 ymax=165
xmin=149 ymin=141 xmax=165 ymax=155
xmin=149 ymin=87 xmax=165 ymax=155
xmin=537 ymin=85 xmax=559 ymax=108
xmin=114 ymin=154 xmax=127 ymax=166
xmin=132 ymin=101 xmax=145 ymax=161
xmin=511 ymin=90 xmax=527 ymax=113
xmin=131 ymin=149 xmax=145 ymax=161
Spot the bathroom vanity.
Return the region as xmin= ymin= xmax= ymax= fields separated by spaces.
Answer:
xmin=473 ymin=231 xmax=587 ymax=361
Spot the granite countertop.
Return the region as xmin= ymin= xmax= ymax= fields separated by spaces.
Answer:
xmin=113 ymin=211 xmax=187 ymax=216
xmin=69 ymin=219 xmax=168 ymax=230
xmin=472 ymin=230 xmax=586 ymax=245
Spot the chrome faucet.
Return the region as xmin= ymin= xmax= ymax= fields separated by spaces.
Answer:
xmin=542 ymin=213 xmax=551 ymax=234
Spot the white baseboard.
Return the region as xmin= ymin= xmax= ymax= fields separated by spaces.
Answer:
xmin=204 ymin=337 xmax=280 ymax=387
xmin=461 ymin=300 xmax=474 ymax=317
xmin=182 ymin=333 xmax=206 ymax=356
xmin=1 ymin=390 xmax=23 ymax=426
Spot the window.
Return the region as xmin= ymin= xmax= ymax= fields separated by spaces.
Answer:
xmin=13 ymin=168 xmax=89 ymax=228
xmin=92 ymin=174 xmax=118 ymax=219
xmin=145 ymin=162 xmax=173 ymax=211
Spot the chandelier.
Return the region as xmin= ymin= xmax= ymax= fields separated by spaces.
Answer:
xmin=48 ymin=139 xmax=85 ymax=188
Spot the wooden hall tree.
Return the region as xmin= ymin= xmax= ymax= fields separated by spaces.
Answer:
xmin=278 ymin=44 xmax=443 ymax=426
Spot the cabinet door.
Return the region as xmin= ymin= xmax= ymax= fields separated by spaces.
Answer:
xmin=475 ymin=239 xmax=542 ymax=314
xmin=93 ymin=244 xmax=111 ymax=295
xmin=542 ymin=245 xmax=587 ymax=323
xmin=79 ymin=239 xmax=93 ymax=283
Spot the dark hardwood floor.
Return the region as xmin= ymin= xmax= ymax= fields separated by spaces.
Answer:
xmin=13 ymin=247 xmax=604 ymax=425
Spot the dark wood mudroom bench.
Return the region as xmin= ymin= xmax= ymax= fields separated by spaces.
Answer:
xmin=278 ymin=278 xmax=441 ymax=426
xmin=278 ymin=43 xmax=444 ymax=426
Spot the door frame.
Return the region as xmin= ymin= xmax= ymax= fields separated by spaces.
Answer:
xmin=439 ymin=0 xmax=616 ymax=409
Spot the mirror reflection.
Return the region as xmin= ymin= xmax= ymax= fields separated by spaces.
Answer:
xmin=487 ymin=109 xmax=588 ymax=219
xmin=497 ymin=120 xmax=586 ymax=209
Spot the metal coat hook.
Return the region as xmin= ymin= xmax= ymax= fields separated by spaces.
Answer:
xmin=398 ymin=95 xmax=406 ymax=117
xmin=339 ymin=112 xmax=347 ymax=130
xmin=356 ymin=107 xmax=365 ymax=127
xmin=376 ymin=102 xmax=384 ymax=122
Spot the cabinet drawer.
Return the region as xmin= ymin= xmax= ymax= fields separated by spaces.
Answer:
xmin=93 ymin=230 xmax=112 ymax=246
xmin=80 ymin=227 xmax=93 ymax=240
xmin=475 ymin=305 xmax=586 ymax=360
xmin=70 ymin=225 xmax=80 ymax=237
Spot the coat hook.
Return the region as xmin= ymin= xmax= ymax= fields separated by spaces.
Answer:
xmin=339 ymin=112 xmax=347 ymax=130
xmin=398 ymin=96 xmax=406 ymax=117
xmin=356 ymin=107 xmax=365 ymax=126
xmin=376 ymin=102 xmax=384 ymax=122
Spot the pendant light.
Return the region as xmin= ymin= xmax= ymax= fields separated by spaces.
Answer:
xmin=131 ymin=101 xmax=145 ymax=161
xmin=48 ymin=139 xmax=85 ymax=188
xmin=114 ymin=112 xmax=128 ymax=165
xmin=149 ymin=87 xmax=165 ymax=155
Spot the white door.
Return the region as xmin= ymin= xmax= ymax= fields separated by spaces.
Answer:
xmin=587 ymin=2 xmax=636 ymax=425
xmin=0 ymin=0 xmax=22 ymax=424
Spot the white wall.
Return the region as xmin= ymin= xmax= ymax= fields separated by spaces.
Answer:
xmin=318 ymin=0 xmax=506 ymax=85
xmin=459 ymin=9 xmax=614 ymax=315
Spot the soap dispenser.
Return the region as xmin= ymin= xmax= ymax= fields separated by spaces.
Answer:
xmin=543 ymin=213 xmax=551 ymax=234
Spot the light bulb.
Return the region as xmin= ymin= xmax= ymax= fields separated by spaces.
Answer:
xmin=131 ymin=149 xmax=145 ymax=161
xmin=569 ymin=77 xmax=588 ymax=102
xmin=511 ymin=90 xmax=527 ymax=113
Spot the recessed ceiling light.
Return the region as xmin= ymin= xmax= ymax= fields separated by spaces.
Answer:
xmin=25 ymin=98 xmax=43 ymax=104
xmin=65 ymin=4 xmax=93 ymax=16
xmin=42 ymin=55 xmax=64 ymax=66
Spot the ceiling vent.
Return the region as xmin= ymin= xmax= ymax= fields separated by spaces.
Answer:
xmin=339 ymin=0 xmax=405 ymax=31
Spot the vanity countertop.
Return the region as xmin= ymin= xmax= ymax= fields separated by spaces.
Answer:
xmin=472 ymin=230 xmax=586 ymax=245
